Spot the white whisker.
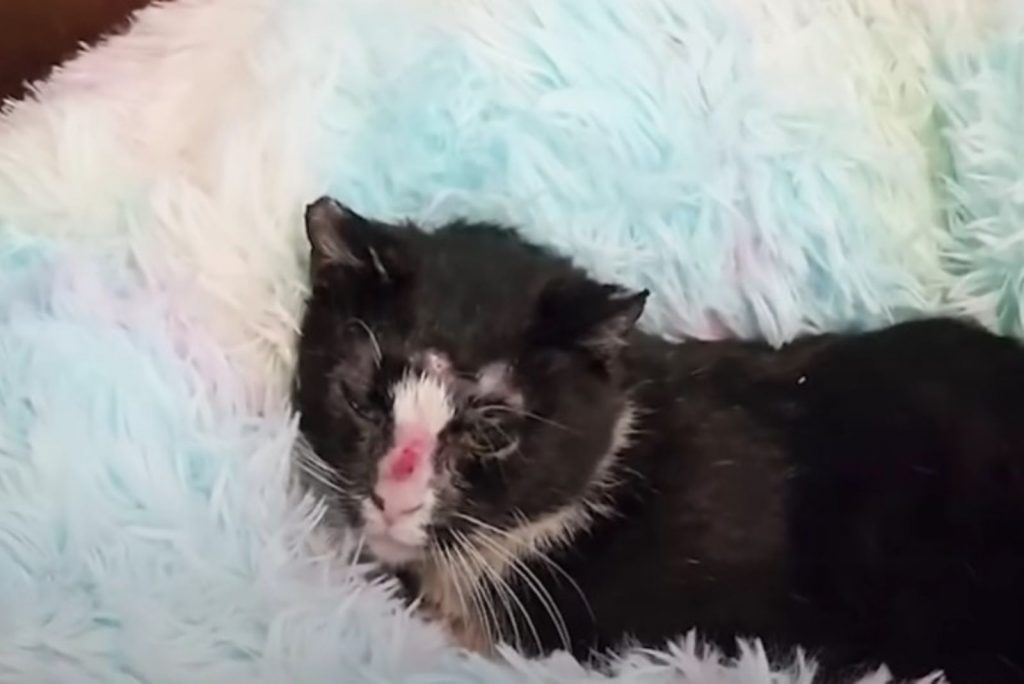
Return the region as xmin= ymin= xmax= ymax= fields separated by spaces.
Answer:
xmin=298 ymin=459 xmax=347 ymax=497
xmin=455 ymin=529 xmax=539 ymax=652
xmin=293 ymin=437 xmax=355 ymax=502
xmin=477 ymin=405 xmax=577 ymax=433
xmin=453 ymin=511 xmax=595 ymax=627
xmin=449 ymin=540 xmax=498 ymax=650
xmin=436 ymin=546 xmax=473 ymax=634
xmin=349 ymin=317 xmax=383 ymax=366
xmin=470 ymin=528 xmax=572 ymax=652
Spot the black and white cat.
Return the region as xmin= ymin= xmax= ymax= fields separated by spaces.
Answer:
xmin=293 ymin=196 xmax=1024 ymax=683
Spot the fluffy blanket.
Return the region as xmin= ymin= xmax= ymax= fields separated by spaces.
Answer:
xmin=1 ymin=0 xmax=1021 ymax=681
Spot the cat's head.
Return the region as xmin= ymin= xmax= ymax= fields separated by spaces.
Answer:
xmin=294 ymin=197 xmax=646 ymax=567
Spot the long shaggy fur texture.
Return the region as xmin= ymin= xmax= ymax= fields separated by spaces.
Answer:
xmin=0 ymin=0 xmax=1020 ymax=681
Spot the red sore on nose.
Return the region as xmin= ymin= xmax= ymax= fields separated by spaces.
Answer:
xmin=387 ymin=441 xmax=424 ymax=482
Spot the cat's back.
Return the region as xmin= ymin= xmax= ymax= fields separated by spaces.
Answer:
xmin=789 ymin=317 xmax=1024 ymax=500
xmin=797 ymin=316 xmax=1024 ymax=407
xmin=600 ymin=318 xmax=1024 ymax=680
xmin=765 ymin=318 xmax=1024 ymax=680
xmin=631 ymin=316 xmax=1024 ymax=564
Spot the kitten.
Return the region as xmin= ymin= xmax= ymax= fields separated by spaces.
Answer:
xmin=293 ymin=196 xmax=1024 ymax=683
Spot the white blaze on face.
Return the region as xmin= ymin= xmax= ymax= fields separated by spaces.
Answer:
xmin=361 ymin=366 xmax=454 ymax=565
xmin=391 ymin=371 xmax=454 ymax=438
xmin=475 ymin=362 xmax=523 ymax=408
xmin=476 ymin=362 xmax=507 ymax=395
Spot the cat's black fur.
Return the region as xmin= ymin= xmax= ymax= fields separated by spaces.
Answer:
xmin=294 ymin=197 xmax=1024 ymax=683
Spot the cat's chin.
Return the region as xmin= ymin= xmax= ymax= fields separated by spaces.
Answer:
xmin=366 ymin=533 xmax=423 ymax=566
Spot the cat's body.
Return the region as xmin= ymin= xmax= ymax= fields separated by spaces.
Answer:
xmin=294 ymin=197 xmax=1024 ymax=683
xmin=496 ymin=322 xmax=1024 ymax=682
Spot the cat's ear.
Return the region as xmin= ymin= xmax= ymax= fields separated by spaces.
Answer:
xmin=304 ymin=196 xmax=409 ymax=283
xmin=305 ymin=196 xmax=365 ymax=270
xmin=530 ymin=279 xmax=648 ymax=362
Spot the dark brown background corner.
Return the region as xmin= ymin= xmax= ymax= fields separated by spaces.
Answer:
xmin=0 ymin=0 xmax=153 ymax=102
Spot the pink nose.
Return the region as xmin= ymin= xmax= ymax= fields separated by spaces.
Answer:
xmin=387 ymin=443 xmax=422 ymax=482
xmin=373 ymin=434 xmax=433 ymax=522
xmin=370 ymin=492 xmax=423 ymax=524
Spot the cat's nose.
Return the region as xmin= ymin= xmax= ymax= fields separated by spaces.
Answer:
xmin=369 ymin=492 xmax=424 ymax=524
xmin=372 ymin=431 xmax=435 ymax=524
xmin=387 ymin=442 xmax=422 ymax=482
xmin=372 ymin=475 xmax=427 ymax=524
xmin=379 ymin=433 xmax=433 ymax=484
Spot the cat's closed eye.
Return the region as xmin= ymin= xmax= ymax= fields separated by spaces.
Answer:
xmin=346 ymin=394 xmax=377 ymax=420
xmin=335 ymin=379 xmax=382 ymax=421
xmin=460 ymin=400 xmax=522 ymax=459
xmin=467 ymin=423 xmax=519 ymax=459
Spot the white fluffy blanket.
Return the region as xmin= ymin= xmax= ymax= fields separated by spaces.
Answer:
xmin=3 ymin=0 xmax=1021 ymax=681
